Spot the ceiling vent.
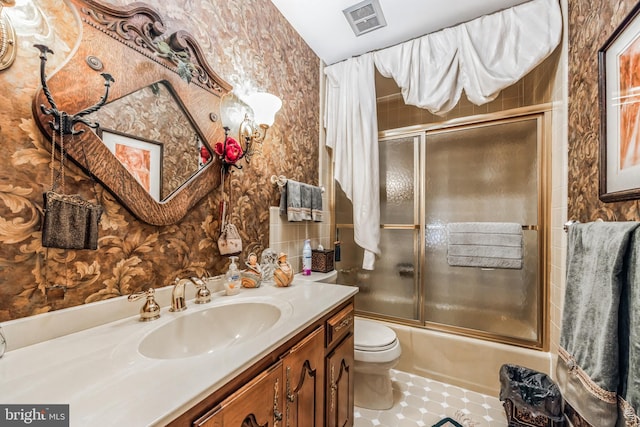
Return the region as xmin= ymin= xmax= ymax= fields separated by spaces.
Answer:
xmin=343 ymin=0 xmax=387 ymax=37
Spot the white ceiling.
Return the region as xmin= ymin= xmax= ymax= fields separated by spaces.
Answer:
xmin=270 ymin=0 xmax=532 ymax=65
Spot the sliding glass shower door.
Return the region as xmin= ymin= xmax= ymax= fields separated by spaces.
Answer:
xmin=423 ymin=117 xmax=544 ymax=346
xmin=335 ymin=135 xmax=421 ymax=321
xmin=335 ymin=113 xmax=547 ymax=348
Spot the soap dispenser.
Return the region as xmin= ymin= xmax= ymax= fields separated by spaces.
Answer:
xmin=224 ymin=256 xmax=241 ymax=295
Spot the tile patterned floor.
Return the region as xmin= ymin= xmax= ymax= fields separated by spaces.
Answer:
xmin=354 ymin=369 xmax=507 ymax=427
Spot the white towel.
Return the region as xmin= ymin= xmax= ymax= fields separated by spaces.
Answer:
xmin=447 ymin=222 xmax=523 ymax=269
xmin=325 ymin=54 xmax=380 ymax=270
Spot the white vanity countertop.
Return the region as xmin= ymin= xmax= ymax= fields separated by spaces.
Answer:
xmin=0 ymin=281 xmax=357 ymax=426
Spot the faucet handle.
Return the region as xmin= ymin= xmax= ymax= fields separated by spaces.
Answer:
xmin=128 ymin=288 xmax=161 ymax=322
xmin=190 ymin=276 xmax=212 ymax=304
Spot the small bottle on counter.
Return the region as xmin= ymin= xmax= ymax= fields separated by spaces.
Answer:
xmin=302 ymin=239 xmax=312 ymax=276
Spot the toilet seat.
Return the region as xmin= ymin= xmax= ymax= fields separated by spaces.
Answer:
xmin=354 ymin=318 xmax=401 ymax=363
xmin=355 ymin=318 xmax=396 ymax=350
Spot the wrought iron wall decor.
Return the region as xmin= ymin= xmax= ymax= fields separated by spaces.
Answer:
xmin=35 ymin=43 xmax=114 ymax=135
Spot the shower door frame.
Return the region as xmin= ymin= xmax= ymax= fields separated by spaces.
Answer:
xmin=374 ymin=106 xmax=551 ymax=351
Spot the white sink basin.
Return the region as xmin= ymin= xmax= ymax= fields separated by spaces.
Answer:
xmin=139 ymin=302 xmax=282 ymax=359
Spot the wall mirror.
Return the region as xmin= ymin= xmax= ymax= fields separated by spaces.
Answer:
xmin=90 ymin=81 xmax=212 ymax=202
xmin=32 ymin=0 xmax=232 ymax=225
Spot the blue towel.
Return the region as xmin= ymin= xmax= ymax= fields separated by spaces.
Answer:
xmin=557 ymin=221 xmax=640 ymax=426
xmin=311 ymin=185 xmax=323 ymax=222
xmin=279 ymin=180 xmax=320 ymax=222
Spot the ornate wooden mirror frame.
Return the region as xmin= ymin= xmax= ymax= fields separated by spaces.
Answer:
xmin=32 ymin=0 xmax=231 ymax=225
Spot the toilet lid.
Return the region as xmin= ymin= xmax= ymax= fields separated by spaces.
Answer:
xmin=354 ymin=318 xmax=397 ymax=351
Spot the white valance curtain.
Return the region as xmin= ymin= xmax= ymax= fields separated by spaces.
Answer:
xmin=325 ymin=0 xmax=562 ymax=270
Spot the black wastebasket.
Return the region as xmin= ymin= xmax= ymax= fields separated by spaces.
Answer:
xmin=499 ymin=364 xmax=565 ymax=427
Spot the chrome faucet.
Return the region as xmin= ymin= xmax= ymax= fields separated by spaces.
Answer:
xmin=170 ymin=277 xmax=212 ymax=312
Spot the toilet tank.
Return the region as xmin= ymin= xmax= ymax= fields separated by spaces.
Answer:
xmin=294 ymin=270 xmax=338 ymax=283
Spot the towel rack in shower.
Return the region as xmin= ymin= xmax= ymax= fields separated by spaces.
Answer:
xmin=270 ymin=174 xmax=325 ymax=193
xmin=564 ymin=219 xmax=606 ymax=232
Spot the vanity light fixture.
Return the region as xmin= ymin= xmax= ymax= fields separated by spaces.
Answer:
xmin=217 ymin=92 xmax=282 ymax=173
xmin=0 ymin=0 xmax=17 ymax=71
xmin=239 ymin=92 xmax=282 ymax=149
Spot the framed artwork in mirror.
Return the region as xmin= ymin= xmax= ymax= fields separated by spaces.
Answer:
xmin=100 ymin=129 xmax=163 ymax=201
xmin=599 ymin=1 xmax=640 ymax=202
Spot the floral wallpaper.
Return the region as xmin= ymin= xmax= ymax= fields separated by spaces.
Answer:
xmin=0 ymin=0 xmax=319 ymax=321
xmin=568 ymin=0 xmax=640 ymax=221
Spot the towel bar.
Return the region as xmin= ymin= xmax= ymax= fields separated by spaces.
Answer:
xmin=270 ymin=174 xmax=324 ymax=193
xmin=564 ymin=220 xmax=579 ymax=232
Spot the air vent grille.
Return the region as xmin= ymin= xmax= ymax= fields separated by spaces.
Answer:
xmin=343 ymin=0 xmax=387 ymax=37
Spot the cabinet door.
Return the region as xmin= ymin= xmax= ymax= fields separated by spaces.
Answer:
xmin=196 ymin=362 xmax=284 ymax=427
xmin=326 ymin=334 xmax=354 ymax=427
xmin=282 ymin=327 xmax=324 ymax=427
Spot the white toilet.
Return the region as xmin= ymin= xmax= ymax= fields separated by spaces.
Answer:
xmin=354 ymin=318 xmax=402 ymax=410
xmin=295 ymin=270 xmax=402 ymax=409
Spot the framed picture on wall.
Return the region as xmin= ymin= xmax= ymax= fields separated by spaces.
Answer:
xmin=99 ymin=129 xmax=163 ymax=201
xmin=599 ymin=2 xmax=640 ymax=202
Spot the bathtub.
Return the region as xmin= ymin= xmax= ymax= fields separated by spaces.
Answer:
xmin=367 ymin=317 xmax=553 ymax=397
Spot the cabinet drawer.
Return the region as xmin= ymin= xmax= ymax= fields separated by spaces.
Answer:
xmin=326 ymin=303 xmax=354 ymax=348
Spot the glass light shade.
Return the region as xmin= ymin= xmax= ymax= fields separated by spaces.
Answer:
xmin=220 ymin=92 xmax=250 ymax=138
xmin=245 ymin=92 xmax=282 ymax=127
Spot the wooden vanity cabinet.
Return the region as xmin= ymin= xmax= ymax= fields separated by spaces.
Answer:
xmin=281 ymin=327 xmax=325 ymax=427
xmin=195 ymin=362 xmax=284 ymax=427
xmin=325 ymin=304 xmax=355 ymax=427
xmin=180 ymin=298 xmax=355 ymax=427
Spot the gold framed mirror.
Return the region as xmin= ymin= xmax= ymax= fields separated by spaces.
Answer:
xmin=32 ymin=0 xmax=232 ymax=225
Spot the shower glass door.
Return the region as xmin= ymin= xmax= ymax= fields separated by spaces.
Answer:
xmin=423 ymin=116 xmax=543 ymax=346
xmin=334 ymin=113 xmax=547 ymax=348
xmin=335 ymin=135 xmax=421 ymax=321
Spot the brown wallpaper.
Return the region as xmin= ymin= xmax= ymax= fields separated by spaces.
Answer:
xmin=568 ymin=0 xmax=640 ymax=221
xmin=0 ymin=0 xmax=319 ymax=321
